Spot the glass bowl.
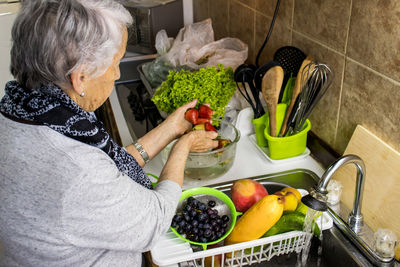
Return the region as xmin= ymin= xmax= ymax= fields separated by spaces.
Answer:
xmin=162 ymin=119 xmax=240 ymax=180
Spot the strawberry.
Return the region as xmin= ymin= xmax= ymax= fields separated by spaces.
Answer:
xmin=197 ymin=118 xmax=211 ymax=124
xmin=204 ymin=121 xmax=217 ymax=132
xmin=198 ymin=104 xmax=214 ymax=119
xmin=185 ymin=108 xmax=199 ymax=125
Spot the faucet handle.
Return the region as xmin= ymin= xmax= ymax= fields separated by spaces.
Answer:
xmin=374 ymin=228 xmax=398 ymax=258
xmin=326 ymin=179 xmax=343 ymax=205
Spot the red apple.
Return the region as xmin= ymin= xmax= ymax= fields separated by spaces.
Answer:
xmin=231 ymin=179 xmax=269 ymax=212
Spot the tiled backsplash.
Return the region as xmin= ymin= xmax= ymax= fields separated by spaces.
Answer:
xmin=193 ymin=0 xmax=400 ymax=155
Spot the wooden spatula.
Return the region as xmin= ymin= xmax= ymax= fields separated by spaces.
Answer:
xmin=262 ymin=65 xmax=284 ymax=137
xmin=279 ymin=55 xmax=314 ymax=136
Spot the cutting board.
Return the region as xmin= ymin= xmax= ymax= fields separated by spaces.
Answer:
xmin=331 ymin=125 xmax=400 ymax=259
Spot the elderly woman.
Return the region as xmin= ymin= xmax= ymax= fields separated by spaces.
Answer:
xmin=0 ymin=1 xmax=218 ymax=266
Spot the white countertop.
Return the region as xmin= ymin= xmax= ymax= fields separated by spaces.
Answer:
xmin=144 ymin=108 xmax=326 ymax=189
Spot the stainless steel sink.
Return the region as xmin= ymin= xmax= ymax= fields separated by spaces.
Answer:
xmin=256 ymin=227 xmax=374 ymax=267
xmin=208 ymin=169 xmax=379 ymax=267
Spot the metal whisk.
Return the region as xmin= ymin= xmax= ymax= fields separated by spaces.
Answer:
xmin=286 ymin=62 xmax=333 ymax=136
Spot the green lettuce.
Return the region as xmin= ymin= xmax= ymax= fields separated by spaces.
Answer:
xmin=151 ymin=64 xmax=236 ymax=119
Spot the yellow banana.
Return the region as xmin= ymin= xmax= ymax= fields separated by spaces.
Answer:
xmin=225 ymin=194 xmax=284 ymax=245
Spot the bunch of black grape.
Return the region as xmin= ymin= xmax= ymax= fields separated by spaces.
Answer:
xmin=171 ymin=196 xmax=230 ymax=243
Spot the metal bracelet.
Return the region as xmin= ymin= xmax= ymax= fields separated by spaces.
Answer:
xmin=133 ymin=142 xmax=149 ymax=164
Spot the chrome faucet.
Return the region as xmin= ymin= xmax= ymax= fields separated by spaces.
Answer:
xmin=302 ymin=154 xmax=395 ymax=266
xmin=316 ymin=154 xmax=365 ymax=232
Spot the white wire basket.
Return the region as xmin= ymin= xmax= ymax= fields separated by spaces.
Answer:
xmin=150 ymin=212 xmax=333 ymax=267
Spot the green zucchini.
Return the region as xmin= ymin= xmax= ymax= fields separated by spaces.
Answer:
xmin=263 ymin=211 xmax=320 ymax=237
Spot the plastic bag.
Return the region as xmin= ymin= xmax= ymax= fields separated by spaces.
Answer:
xmin=155 ymin=30 xmax=173 ymax=56
xmin=142 ymin=19 xmax=248 ymax=88
xmin=164 ymin=19 xmax=247 ymax=70
xmin=141 ymin=57 xmax=190 ymax=88
xmin=183 ymin=37 xmax=248 ymax=70
xmin=142 ymin=57 xmax=172 ymax=88
xmin=162 ymin=18 xmax=216 ymax=67
xmin=123 ymin=0 xmax=175 ymax=8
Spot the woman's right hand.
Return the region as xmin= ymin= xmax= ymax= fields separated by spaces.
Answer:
xmin=158 ymin=130 xmax=218 ymax=187
xmin=176 ymin=130 xmax=219 ymax=153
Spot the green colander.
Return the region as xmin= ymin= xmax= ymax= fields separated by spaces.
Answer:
xmin=170 ymin=187 xmax=241 ymax=250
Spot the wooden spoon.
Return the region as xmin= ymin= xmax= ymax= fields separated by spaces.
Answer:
xmin=262 ymin=65 xmax=284 ymax=137
xmin=279 ymin=55 xmax=314 ymax=136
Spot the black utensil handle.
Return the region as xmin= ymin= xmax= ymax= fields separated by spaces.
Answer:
xmin=283 ymin=95 xmax=302 ymax=136
xmin=236 ymin=81 xmax=259 ymax=117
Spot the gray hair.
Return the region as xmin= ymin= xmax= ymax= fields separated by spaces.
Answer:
xmin=10 ymin=0 xmax=132 ymax=89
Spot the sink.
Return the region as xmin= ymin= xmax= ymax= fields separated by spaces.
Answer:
xmin=209 ymin=169 xmax=377 ymax=267
xmin=211 ymin=168 xmax=319 ymax=193
xmin=250 ymin=227 xmax=374 ymax=267
xmin=150 ymin=169 xmax=396 ymax=267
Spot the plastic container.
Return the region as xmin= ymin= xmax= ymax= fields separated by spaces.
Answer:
xmin=252 ymin=103 xmax=311 ymax=160
xmin=170 ymin=187 xmax=241 ymax=250
xmin=251 ymin=103 xmax=288 ymax=148
xmin=265 ymin=119 xmax=311 ymax=160
xmin=251 ymin=114 xmax=269 ymax=147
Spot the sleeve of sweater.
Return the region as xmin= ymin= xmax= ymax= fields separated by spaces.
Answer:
xmin=61 ymin=151 xmax=181 ymax=252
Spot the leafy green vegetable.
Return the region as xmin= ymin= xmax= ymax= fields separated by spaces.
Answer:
xmin=151 ymin=64 xmax=236 ymax=119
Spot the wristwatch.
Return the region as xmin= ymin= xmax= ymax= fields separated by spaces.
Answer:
xmin=133 ymin=142 xmax=150 ymax=164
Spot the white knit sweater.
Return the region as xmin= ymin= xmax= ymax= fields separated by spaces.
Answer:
xmin=0 ymin=114 xmax=181 ymax=267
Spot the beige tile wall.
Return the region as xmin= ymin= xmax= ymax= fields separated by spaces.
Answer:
xmin=193 ymin=0 xmax=400 ymax=155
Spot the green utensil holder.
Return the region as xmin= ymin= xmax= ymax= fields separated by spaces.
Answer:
xmin=251 ymin=113 xmax=269 ymax=147
xmin=251 ymin=103 xmax=288 ymax=148
xmin=264 ymin=104 xmax=311 ymax=160
xmin=252 ymin=103 xmax=311 ymax=160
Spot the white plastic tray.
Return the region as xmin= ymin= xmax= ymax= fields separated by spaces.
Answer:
xmin=150 ymin=189 xmax=333 ymax=267
xmin=248 ymin=134 xmax=311 ymax=164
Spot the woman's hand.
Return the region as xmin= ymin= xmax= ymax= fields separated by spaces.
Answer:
xmin=161 ymin=99 xmax=197 ymax=139
xmin=158 ymin=130 xmax=218 ymax=187
xmin=127 ymin=99 xmax=216 ymax=168
xmin=177 ymin=130 xmax=219 ymax=153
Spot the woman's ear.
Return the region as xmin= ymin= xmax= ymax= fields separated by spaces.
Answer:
xmin=70 ymin=68 xmax=86 ymax=96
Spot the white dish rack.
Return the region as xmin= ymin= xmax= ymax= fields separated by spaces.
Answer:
xmin=151 ymin=205 xmax=333 ymax=267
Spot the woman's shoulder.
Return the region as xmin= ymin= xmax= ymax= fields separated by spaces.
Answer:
xmin=42 ymin=125 xmax=121 ymax=181
xmin=1 ymin=113 xmax=119 ymax=182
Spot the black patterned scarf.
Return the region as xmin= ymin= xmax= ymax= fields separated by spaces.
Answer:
xmin=0 ymin=81 xmax=152 ymax=189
